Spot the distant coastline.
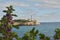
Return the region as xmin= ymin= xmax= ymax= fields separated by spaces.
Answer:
xmin=13 ymin=19 xmax=40 ymax=26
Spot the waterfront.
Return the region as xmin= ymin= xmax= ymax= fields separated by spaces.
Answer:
xmin=12 ymin=22 xmax=60 ymax=40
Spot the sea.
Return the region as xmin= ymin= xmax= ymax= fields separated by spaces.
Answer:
xmin=12 ymin=22 xmax=60 ymax=40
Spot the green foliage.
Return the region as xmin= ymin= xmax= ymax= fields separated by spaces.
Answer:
xmin=12 ymin=14 xmax=17 ymax=17
xmin=0 ymin=37 xmax=2 ymax=40
xmin=54 ymin=28 xmax=60 ymax=40
xmin=22 ymin=27 xmax=50 ymax=40
xmin=22 ymin=27 xmax=39 ymax=40
xmin=22 ymin=32 xmax=29 ymax=40
xmin=39 ymin=33 xmax=50 ymax=40
xmin=3 ymin=5 xmax=15 ymax=13
xmin=0 ymin=5 xmax=20 ymax=40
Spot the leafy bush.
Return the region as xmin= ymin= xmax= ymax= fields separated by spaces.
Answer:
xmin=0 ymin=5 xmax=20 ymax=40
xmin=22 ymin=27 xmax=38 ymax=40
xmin=54 ymin=28 xmax=60 ymax=40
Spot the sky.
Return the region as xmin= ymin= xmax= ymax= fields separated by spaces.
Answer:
xmin=0 ymin=0 xmax=60 ymax=22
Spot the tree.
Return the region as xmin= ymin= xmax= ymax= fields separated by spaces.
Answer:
xmin=0 ymin=5 xmax=20 ymax=40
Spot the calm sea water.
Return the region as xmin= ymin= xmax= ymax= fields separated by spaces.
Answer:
xmin=12 ymin=22 xmax=60 ymax=40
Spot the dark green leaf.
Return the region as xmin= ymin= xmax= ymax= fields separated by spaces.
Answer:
xmin=0 ymin=37 xmax=2 ymax=40
xmin=3 ymin=10 xmax=7 ymax=13
xmin=12 ymin=14 xmax=17 ymax=17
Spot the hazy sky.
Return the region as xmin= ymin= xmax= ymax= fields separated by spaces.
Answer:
xmin=0 ymin=0 xmax=60 ymax=22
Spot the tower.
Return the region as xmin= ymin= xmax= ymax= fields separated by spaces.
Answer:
xmin=31 ymin=15 xmax=32 ymax=21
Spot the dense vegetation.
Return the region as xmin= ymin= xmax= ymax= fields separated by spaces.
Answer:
xmin=0 ymin=5 xmax=60 ymax=40
xmin=0 ymin=5 xmax=20 ymax=40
